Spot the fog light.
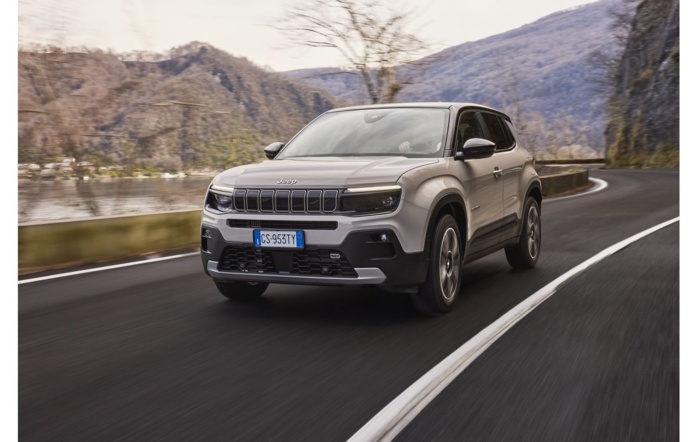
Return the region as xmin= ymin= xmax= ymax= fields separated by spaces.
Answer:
xmin=202 ymin=229 xmax=213 ymax=239
xmin=379 ymin=233 xmax=390 ymax=242
xmin=382 ymin=196 xmax=397 ymax=207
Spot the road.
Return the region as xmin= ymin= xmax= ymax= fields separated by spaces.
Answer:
xmin=19 ymin=169 xmax=679 ymax=441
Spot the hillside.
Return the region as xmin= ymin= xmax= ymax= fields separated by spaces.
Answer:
xmin=283 ymin=0 xmax=624 ymax=157
xmin=605 ymin=0 xmax=679 ymax=167
xmin=18 ymin=43 xmax=340 ymax=172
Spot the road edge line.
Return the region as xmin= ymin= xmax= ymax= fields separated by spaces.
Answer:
xmin=546 ymin=177 xmax=608 ymax=203
xmin=18 ymin=252 xmax=200 ymax=285
xmin=348 ymin=216 xmax=679 ymax=442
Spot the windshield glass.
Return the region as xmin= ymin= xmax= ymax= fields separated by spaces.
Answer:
xmin=277 ymin=108 xmax=448 ymax=158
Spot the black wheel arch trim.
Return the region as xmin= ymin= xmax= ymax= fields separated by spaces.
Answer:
xmin=424 ymin=194 xmax=468 ymax=257
xmin=519 ymin=181 xmax=543 ymax=236
xmin=526 ymin=180 xmax=543 ymax=204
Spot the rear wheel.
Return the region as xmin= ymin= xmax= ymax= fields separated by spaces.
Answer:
xmin=505 ymin=197 xmax=541 ymax=269
xmin=214 ymin=281 xmax=268 ymax=301
xmin=412 ymin=214 xmax=462 ymax=315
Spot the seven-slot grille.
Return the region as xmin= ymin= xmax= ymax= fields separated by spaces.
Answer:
xmin=232 ymin=189 xmax=339 ymax=214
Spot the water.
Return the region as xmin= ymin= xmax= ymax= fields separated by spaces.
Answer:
xmin=18 ymin=166 xmax=570 ymax=223
xmin=18 ymin=177 xmax=214 ymax=223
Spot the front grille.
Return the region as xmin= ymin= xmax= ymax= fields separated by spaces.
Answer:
xmin=232 ymin=188 xmax=339 ymax=214
xmin=293 ymin=250 xmax=357 ymax=277
xmin=219 ymin=247 xmax=275 ymax=273
xmin=228 ymin=219 xmax=338 ymax=230
xmin=218 ymin=246 xmax=357 ymax=277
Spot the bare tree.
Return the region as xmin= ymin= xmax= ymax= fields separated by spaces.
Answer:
xmin=275 ymin=0 xmax=430 ymax=103
xmin=497 ymin=65 xmax=595 ymax=159
xmin=587 ymin=0 xmax=640 ymax=94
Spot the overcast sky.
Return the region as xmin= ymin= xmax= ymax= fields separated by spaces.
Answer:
xmin=19 ymin=0 xmax=597 ymax=71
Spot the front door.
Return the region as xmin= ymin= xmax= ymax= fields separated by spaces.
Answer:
xmin=453 ymin=111 xmax=504 ymax=251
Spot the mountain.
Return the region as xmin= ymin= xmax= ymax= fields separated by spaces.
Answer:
xmin=18 ymin=42 xmax=340 ymax=171
xmin=282 ymin=0 xmax=625 ymax=157
xmin=605 ymin=0 xmax=679 ymax=167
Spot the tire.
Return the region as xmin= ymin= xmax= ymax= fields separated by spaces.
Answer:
xmin=412 ymin=214 xmax=462 ymax=314
xmin=505 ymin=197 xmax=541 ymax=269
xmin=214 ymin=281 xmax=268 ymax=301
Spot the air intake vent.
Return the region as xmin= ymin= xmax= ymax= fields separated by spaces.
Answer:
xmin=218 ymin=246 xmax=357 ymax=277
xmin=228 ymin=220 xmax=338 ymax=230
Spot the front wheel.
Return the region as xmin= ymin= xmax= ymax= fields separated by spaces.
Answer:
xmin=412 ymin=214 xmax=462 ymax=315
xmin=505 ymin=197 xmax=541 ymax=269
xmin=214 ymin=281 xmax=269 ymax=301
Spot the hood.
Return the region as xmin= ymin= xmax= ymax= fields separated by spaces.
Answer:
xmin=212 ymin=156 xmax=438 ymax=188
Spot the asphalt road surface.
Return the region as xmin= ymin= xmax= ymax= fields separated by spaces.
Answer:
xmin=19 ymin=169 xmax=679 ymax=441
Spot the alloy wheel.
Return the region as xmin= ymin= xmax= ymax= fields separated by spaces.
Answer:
xmin=439 ymin=227 xmax=461 ymax=303
xmin=527 ymin=205 xmax=541 ymax=259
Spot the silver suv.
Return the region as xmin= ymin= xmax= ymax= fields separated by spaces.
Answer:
xmin=201 ymin=103 xmax=542 ymax=314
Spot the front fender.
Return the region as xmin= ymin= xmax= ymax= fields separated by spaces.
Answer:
xmin=402 ymin=174 xmax=471 ymax=250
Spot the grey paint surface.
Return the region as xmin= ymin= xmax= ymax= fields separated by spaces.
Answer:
xmin=207 ymin=104 xmax=538 ymax=259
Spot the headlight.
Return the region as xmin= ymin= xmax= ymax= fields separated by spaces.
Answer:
xmin=206 ymin=185 xmax=234 ymax=213
xmin=340 ymin=185 xmax=401 ymax=214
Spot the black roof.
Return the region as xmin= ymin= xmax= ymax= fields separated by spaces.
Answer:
xmin=327 ymin=102 xmax=511 ymax=120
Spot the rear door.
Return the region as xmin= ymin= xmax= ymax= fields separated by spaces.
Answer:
xmin=480 ymin=112 xmax=523 ymax=237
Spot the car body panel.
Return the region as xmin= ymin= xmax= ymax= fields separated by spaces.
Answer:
xmin=201 ymin=103 xmax=541 ymax=288
xmin=211 ymin=156 xmax=438 ymax=189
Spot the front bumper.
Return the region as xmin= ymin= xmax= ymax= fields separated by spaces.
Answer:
xmin=201 ymin=225 xmax=429 ymax=287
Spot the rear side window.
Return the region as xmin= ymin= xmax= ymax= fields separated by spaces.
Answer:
xmin=481 ymin=113 xmax=514 ymax=151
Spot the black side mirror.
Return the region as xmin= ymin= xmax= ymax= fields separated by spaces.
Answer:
xmin=455 ymin=138 xmax=496 ymax=160
xmin=264 ymin=142 xmax=285 ymax=159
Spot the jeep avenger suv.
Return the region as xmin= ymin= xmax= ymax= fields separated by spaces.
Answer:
xmin=201 ymin=103 xmax=542 ymax=314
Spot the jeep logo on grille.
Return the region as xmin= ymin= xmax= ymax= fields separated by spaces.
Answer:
xmin=276 ymin=179 xmax=297 ymax=185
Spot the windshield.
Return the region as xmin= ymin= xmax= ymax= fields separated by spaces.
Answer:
xmin=277 ymin=108 xmax=449 ymax=158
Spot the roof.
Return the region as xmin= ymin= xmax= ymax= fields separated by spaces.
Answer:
xmin=327 ymin=102 xmax=510 ymax=120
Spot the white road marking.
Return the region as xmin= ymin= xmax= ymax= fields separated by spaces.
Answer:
xmin=348 ymin=216 xmax=680 ymax=442
xmin=18 ymin=252 xmax=199 ymax=285
xmin=546 ymin=177 xmax=608 ymax=202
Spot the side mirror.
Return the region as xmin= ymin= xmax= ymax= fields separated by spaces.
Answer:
xmin=455 ymin=138 xmax=496 ymax=160
xmin=264 ymin=142 xmax=285 ymax=159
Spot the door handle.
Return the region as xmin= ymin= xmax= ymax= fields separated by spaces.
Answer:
xmin=493 ymin=167 xmax=502 ymax=179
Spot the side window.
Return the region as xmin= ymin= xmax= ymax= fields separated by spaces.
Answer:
xmin=454 ymin=112 xmax=485 ymax=151
xmin=481 ymin=113 xmax=514 ymax=151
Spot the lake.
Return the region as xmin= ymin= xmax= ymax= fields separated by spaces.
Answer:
xmin=18 ymin=177 xmax=214 ymax=223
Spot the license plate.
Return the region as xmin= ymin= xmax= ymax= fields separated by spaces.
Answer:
xmin=253 ymin=230 xmax=304 ymax=249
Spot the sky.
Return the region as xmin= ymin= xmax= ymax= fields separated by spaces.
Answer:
xmin=19 ymin=0 xmax=598 ymax=71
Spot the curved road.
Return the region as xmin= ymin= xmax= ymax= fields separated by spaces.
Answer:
xmin=19 ymin=169 xmax=679 ymax=441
